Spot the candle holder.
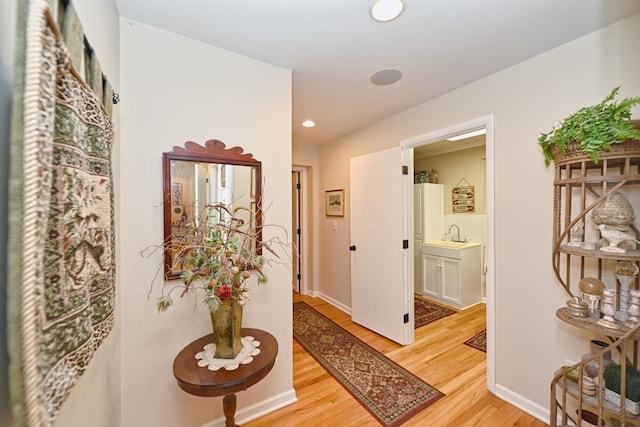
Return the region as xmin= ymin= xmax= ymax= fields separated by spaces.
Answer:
xmin=625 ymin=289 xmax=640 ymax=328
xmin=598 ymin=289 xmax=620 ymax=329
xmin=616 ymin=273 xmax=636 ymax=321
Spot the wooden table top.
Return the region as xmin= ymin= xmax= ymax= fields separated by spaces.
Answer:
xmin=172 ymin=328 xmax=278 ymax=397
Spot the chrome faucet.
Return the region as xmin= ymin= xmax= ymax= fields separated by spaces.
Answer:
xmin=448 ymin=224 xmax=463 ymax=242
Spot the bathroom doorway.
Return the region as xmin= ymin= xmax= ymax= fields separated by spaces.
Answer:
xmin=402 ymin=115 xmax=495 ymax=391
xmin=414 ymin=132 xmax=487 ymax=299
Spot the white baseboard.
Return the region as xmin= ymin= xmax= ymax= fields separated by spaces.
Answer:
xmin=198 ymin=388 xmax=298 ymax=427
xmin=306 ymin=289 xmax=320 ymax=298
xmin=494 ymin=384 xmax=549 ymax=425
xmin=316 ymin=292 xmax=351 ymax=315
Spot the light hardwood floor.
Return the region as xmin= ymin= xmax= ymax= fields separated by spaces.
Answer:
xmin=244 ymin=293 xmax=548 ymax=426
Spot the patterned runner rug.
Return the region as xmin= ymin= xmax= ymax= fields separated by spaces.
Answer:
xmin=464 ymin=329 xmax=487 ymax=353
xmin=293 ymin=301 xmax=444 ymax=426
xmin=414 ymin=294 xmax=456 ymax=329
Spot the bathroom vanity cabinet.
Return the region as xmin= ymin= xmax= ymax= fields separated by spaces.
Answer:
xmin=420 ymin=242 xmax=482 ymax=309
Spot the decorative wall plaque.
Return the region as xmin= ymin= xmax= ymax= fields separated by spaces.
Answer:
xmin=452 ymin=178 xmax=475 ymax=213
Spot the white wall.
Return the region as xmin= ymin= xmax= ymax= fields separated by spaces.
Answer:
xmin=313 ymin=12 xmax=640 ymax=421
xmin=118 ymin=19 xmax=293 ymax=427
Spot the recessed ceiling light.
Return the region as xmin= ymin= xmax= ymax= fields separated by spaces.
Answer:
xmin=302 ymin=120 xmax=316 ymax=128
xmin=370 ymin=69 xmax=403 ymax=86
xmin=446 ymin=128 xmax=487 ymax=141
xmin=370 ymin=0 xmax=404 ymax=23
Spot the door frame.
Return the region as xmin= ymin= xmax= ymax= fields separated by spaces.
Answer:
xmin=291 ymin=170 xmax=301 ymax=293
xmin=292 ymin=165 xmax=311 ymax=296
xmin=400 ymin=114 xmax=495 ymax=392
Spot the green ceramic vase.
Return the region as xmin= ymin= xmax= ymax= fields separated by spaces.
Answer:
xmin=210 ymin=301 xmax=243 ymax=359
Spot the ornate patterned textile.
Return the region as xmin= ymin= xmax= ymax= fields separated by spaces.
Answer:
xmin=464 ymin=329 xmax=487 ymax=353
xmin=8 ymin=2 xmax=115 ymax=426
xmin=293 ymin=302 xmax=444 ymax=427
xmin=414 ymin=294 xmax=456 ymax=329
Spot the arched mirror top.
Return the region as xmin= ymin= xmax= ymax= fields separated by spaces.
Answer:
xmin=167 ymin=139 xmax=260 ymax=165
xmin=163 ymin=139 xmax=262 ymax=280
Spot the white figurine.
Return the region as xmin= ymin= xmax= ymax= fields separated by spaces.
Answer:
xmin=598 ymin=224 xmax=640 ymax=253
xmin=567 ymin=222 xmax=584 ymax=247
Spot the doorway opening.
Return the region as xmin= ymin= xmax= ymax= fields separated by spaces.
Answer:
xmin=291 ymin=166 xmax=311 ymax=296
xmin=414 ymin=131 xmax=487 ymax=298
xmin=402 ymin=115 xmax=495 ymax=391
xmin=292 ymin=170 xmax=301 ymax=293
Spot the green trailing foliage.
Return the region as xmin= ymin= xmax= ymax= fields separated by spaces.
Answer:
xmin=539 ymin=87 xmax=640 ymax=167
xmin=604 ymin=362 xmax=640 ymax=402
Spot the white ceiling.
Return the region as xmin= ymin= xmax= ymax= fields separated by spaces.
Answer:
xmin=114 ymin=0 xmax=640 ymax=145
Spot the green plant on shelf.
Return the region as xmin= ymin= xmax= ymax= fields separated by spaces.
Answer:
xmin=604 ymin=362 xmax=640 ymax=403
xmin=538 ymin=87 xmax=640 ymax=166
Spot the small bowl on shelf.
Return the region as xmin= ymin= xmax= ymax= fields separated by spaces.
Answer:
xmin=576 ymin=409 xmax=606 ymax=427
xmin=566 ymin=297 xmax=589 ymax=317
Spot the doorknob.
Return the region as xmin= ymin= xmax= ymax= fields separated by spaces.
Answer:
xmin=349 ymin=245 xmax=357 ymax=251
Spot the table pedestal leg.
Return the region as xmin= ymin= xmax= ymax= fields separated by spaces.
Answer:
xmin=223 ymin=393 xmax=239 ymax=427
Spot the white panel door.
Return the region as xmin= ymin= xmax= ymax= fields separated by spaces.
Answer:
xmin=350 ymin=147 xmax=412 ymax=345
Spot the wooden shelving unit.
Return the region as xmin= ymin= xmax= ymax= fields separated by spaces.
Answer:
xmin=551 ymin=144 xmax=640 ymax=298
xmin=549 ymin=139 xmax=640 ymax=426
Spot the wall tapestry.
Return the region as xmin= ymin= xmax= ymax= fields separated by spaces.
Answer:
xmin=8 ymin=1 xmax=115 ymax=426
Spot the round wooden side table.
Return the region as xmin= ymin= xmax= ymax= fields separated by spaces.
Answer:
xmin=173 ymin=328 xmax=278 ymax=427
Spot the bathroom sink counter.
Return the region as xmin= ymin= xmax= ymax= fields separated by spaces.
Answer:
xmin=423 ymin=241 xmax=481 ymax=259
xmin=420 ymin=241 xmax=483 ymax=309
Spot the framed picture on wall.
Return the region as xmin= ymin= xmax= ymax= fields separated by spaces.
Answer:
xmin=325 ymin=189 xmax=344 ymax=217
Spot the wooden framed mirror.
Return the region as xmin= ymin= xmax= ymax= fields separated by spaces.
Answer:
xmin=162 ymin=139 xmax=262 ymax=279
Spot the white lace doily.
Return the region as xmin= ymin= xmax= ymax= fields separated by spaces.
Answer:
xmin=195 ymin=336 xmax=261 ymax=371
